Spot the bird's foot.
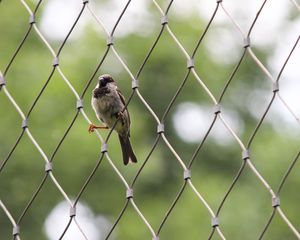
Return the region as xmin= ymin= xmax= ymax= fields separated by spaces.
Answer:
xmin=116 ymin=111 xmax=125 ymax=119
xmin=88 ymin=123 xmax=108 ymax=133
xmin=116 ymin=112 xmax=125 ymax=124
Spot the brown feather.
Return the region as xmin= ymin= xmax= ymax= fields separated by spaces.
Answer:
xmin=118 ymin=134 xmax=137 ymax=165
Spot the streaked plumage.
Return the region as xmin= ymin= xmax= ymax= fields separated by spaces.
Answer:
xmin=90 ymin=74 xmax=137 ymax=165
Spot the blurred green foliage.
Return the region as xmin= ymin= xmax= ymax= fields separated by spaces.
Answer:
xmin=1 ymin=1 xmax=300 ymax=240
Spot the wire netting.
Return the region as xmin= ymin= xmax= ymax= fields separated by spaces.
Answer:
xmin=1 ymin=0 xmax=300 ymax=239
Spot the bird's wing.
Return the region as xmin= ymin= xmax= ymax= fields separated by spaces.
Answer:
xmin=117 ymin=88 xmax=126 ymax=106
xmin=117 ymin=88 xmax=131 ymax=126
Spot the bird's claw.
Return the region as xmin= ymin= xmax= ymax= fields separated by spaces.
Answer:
xmin=117 ymin=111 xmax=124 ymax=118
xmin=88 ymin=123 xmax=109 ymax=133
xmin=88 ymin=124 xmax=96 ymax=133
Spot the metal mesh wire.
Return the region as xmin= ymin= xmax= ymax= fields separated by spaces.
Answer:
xmin=1 ymin=0 xmax=300 ymax=239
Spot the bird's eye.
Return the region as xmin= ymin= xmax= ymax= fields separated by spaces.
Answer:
xmin=98 ymin=75 xmax=113 ymax=87
xmin=106 ymin=77 xmax=113 ymax=82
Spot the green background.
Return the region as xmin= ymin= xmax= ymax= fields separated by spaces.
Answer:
xmin=1 ymin=0 xmax=300 ymax=239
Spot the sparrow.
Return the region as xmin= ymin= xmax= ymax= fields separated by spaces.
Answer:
xmin=89 ymin=74 xmax=137 ymax=165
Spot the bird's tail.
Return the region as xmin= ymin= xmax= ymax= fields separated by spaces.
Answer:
xmin=118 ymin=134 xmax=137 ymax=165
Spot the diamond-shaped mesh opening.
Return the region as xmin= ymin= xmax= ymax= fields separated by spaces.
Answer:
xmin=1 ymin=0 xmax=300 ymax=239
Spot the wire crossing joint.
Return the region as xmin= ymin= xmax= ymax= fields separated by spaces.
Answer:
xmin=243 ymin=36 xmax=251 ymax=48
xmin=29 ymin=14 xmax=35 ymax=24
xmin=157 ymin=123 xmax=165 ymax=134
xmin=184 ymin=169 xmax=191 ymax=180
xmin=53 ymin=57 xmax=59 ymax=67
xmin=213 ymin=104 xmax=221 ymax=114
xmin=13 ymin=225 xmax=20 ymax=236
xmin=101 ymin=142 xmax=108 ymax=153
xmin=107 ymin=36 xmax=114 ymax=46
xmin=45 ymin=162 xmax=53 ymax=172
xmin=272 ymin=197 xmax=280 ymax=208
xmin=76 ymin=99 xmax=83 ymax=109
xmin=242 ymin=149 xmax=250 ymax=160
xmin=161 ymin=15 xmax=168 ymax=25
xmin=211 ymin=217 xmax=219 ymax=227
xmin=22 ymin=119 xmax=28 ymax=129
xmin=132 ymin=78 xmax=139 ymax=89
xmin=272 ymin=81 xmax=279 ymax=93
xmin=0 ymin=75 xmax=6 ymax=86
xmin=70 ymin=206 xmax=76 ymax=217
xmin=126 ymin=188 xmax=134 ymax=199
xmin=187 ymin=58 xmax=195 ymax=69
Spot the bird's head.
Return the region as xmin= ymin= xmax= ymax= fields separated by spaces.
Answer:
xmin=98 ymin=74 xmax=115 ymax=88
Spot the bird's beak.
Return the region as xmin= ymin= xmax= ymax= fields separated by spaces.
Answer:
xmin=98 ymin=77 xmax=104 ymax=87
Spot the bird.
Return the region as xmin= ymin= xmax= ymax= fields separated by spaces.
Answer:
xmin=89 ymin=74 xmax=137 ymax=165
